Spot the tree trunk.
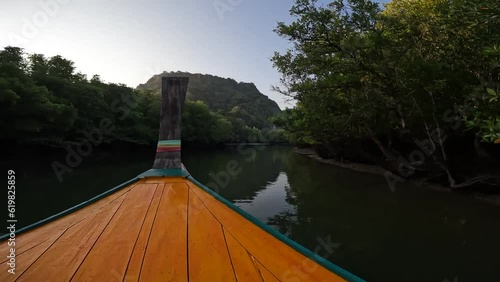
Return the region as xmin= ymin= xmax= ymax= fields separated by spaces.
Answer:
xmin=368 ymin=134 xmax=397 ymax=163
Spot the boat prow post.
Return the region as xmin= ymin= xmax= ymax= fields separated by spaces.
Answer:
xmin=140 ymin=76 xmax=190 ymax=178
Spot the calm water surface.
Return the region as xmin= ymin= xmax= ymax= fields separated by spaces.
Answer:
xmin=4 ymin=146 xmax=500 ymax=281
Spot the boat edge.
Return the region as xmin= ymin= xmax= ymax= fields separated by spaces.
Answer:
xmin=0 ymin=167 xmax=365 ymax=282
xmin=0 ymin=177 xmax=140 ymax=241
xmin=186 ymin=174 xmax=366 ymax=282
xmin=0 ymin=167 xmax=192 ymax=241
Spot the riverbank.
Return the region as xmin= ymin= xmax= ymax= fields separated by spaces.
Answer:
xmin=294 ymin=147 xmax=389 ymax=176
xmin=294 ymin=147 xmax=500 ymax=205
xmin=7 ymin=141 xmax=500 ymax=281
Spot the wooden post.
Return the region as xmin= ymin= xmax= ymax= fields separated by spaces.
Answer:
xmin=152 ymin=77 xmax=189 ymax=169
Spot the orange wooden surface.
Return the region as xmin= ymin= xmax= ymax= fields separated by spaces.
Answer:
xmin=0 ymin=184 xmax=135 ymax=264
xmin=256 ymin=260 xmax=281 ymax=282
xmin=140 ymin=182 xmax=189 ymax=282
xmin=71 ymin=183 xmax=156 ymax=281
xmin=0 ymin=236 xmax=58 ymax=282
xmin=188 ymin=188 xmax=236 ymax=281
xmin=18 ymin=196 xmax=125 ymax=282
xmin=224 ymin=229 xmax=266 ymax=282
xmin=123 ymin=184 xmax=164 ymax=282
xmin=0 ymin=177 xmax=347 ymax=282
xmin=187 ymin=180 xmax=346 ymax=282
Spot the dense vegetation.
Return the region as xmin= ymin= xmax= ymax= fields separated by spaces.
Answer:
xmin=271 ymin=0 xmax=500 ymax=189
xmin=0 ymin=47 xmax=284 ymax=148
xmin=138 ymin=72 xmax=281 ymax=130
xmin=139 ymin=71 xmax=286 ymax=145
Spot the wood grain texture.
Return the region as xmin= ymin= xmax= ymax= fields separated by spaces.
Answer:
xmin=17 ymin=195 xmax=125 ymax=282
xmin=153 ymin=77 xmax=189 ymax=169
xmin=187 ymin=180 xmax=346 ymax=282
xmin=0 ymin=184 xmax=136 ymax=264
xmin=0 ymin=235 xmax=62 ymax=282
xmin=71 ymin=183 xmax=157 ymax=281
xmin=123 ymin=184 xmax=164 ymax=282
xmin=255 ymin=260 xmax=281 ymax=282
xmin=223 ymin=228 xmax=265 ymax=282
xmin=1 ymin=177 xmax=350 ymax=281
xmin=188 ymin=189 xmax=236 ymax=282
xmin=143 ymin=176 xmax=188 ymax=184
xmin=139 ymin=183 xmax=189 ymax=282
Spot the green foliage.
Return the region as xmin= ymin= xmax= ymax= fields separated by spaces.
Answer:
xmin=465 ymin=87 xmax=500 ymax=143
xmin=137 ymin=71 xmax=281 ymax=129
xmin=182 ymin=100 xmax=233 ymax=144
xmin=0 ymin=47 xmax=283 ymax=147
xmin=0 ymin=47 xmax=78 ymax=142
xmin=272 ymin=0 xmax=500 ymax=149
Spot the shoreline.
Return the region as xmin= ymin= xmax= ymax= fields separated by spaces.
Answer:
xmin=294 ymin=147 xmax=389 ymax=176
xmin=294 ymin=147 xmax=500 ymax=206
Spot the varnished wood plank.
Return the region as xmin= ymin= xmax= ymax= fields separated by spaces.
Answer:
xmin=187 ymin=181 xmax=345 ymax=282
xmin=71 ymin=183 xmax=157 ymax=281
xmin=0 ymin=176 xmax=349 ymax=281
xmin=142 ymin=176 xmax=190 ymax=184
xmin=124 ymin=183 xmax=164 ymax=282
xmin=139 ymin=183 xmax=189 ymax=282
xmin=0 ymin=183 xmax=137 ymax=263
xmin=17 ymin=194 xmax=126 ymax=282
xmin=224 ymin=228 xmax=265 ymax=282
xmin=188 ymin=189 xmax=236 ymax=282
xmin=255 ymin=260 xmax=280 ymax=282
xmin=0 ymin=234 xmax=62 ymax=282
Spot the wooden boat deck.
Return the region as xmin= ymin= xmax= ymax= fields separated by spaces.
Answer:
xmin=0 ymin=176 xmax=355 ymax=282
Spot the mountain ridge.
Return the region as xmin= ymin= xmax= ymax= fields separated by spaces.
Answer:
xmin=137 ymin=71 xmax=281 ymax=129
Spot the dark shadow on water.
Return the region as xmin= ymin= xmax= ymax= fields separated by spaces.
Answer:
xmin=1 ymin=148 xmax=155 ymax=233
xmin=3 ymin=145 xmax=500 ymax=281
xmin=182 ymin=145 xmax=285 ymax=202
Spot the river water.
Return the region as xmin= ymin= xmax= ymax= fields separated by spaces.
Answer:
xmin=5 ymin=145 xmax=500 ymax=281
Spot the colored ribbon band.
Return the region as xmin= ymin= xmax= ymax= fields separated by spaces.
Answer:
xmin=156 ymin=140 xmax=181 ymax=152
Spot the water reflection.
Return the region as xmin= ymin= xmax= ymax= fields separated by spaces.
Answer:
xmin=234 ymin=172 xmax=296 ymax=227
xmin=5 ymin=145 xmax=500 ymax=281
xmin=183 ymin=145 xmax=285 ymax=201
xmin=0 ymin=149 xmax=155 ymax=231
xmin=185 ymin=146 xmax=500 ymax=282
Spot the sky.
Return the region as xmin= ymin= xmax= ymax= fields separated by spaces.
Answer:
xmin=0 ymin=0 xmax=385 ymax=109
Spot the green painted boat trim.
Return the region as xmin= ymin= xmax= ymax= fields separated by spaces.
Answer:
xmin=137 ymin=168 xmax=189 ymax=178
xmin=0 ymin=169 xmax=186 ymax=241
xmin=0 ymin=167 xmax=365 ymax=281
xmin=0 ymin=177 xmax=140 ymax=241
xmin=186 ymin=175 xmax=366 ymax=282
xmin=158 ymin=139 xmax=181 ymax=146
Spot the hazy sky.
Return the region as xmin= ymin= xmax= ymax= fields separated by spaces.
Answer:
xmin=0 ymin=0 xmax=384 ymax=109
